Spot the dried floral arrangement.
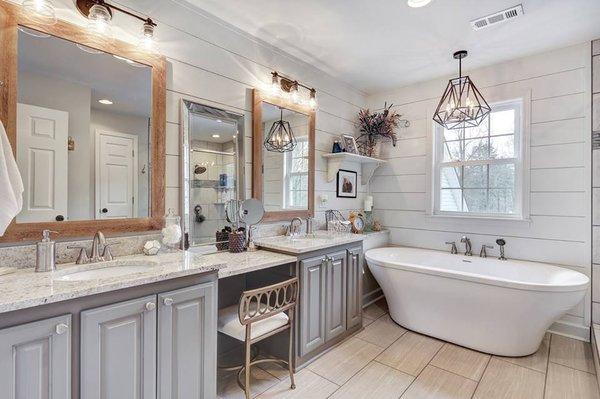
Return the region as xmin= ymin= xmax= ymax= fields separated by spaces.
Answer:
xmin=356 ymin=102 xmax=407 ymax=157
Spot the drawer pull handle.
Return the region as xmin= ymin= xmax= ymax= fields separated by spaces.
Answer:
xmin=163 ymin=297 xmax=174 ymax=306
xmin=145 ymin=302 xmax=156 ymax=311
xmin=55 ymin=323 xmax=69 ymax=335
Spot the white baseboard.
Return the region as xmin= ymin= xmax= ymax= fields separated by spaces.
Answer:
xmin=548 ymin=319 xmax=591 ymax=342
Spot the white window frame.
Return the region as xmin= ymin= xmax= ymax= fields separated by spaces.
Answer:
xmin=283 ymin=137 xmax=308 ymax=210
xmin=432 ymin=97 xmax=528 ymax=220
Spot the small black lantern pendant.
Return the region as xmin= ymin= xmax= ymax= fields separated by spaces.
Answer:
xmin=433 ymin=50 xmax=491 ymax=130
xmin=264 ymin=108 xmax=297 ymax=153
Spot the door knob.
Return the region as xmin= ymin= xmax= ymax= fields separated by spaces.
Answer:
xmin=55 ymin=323 xmax=69 ymax=335
xmin=101 ymin=208 xmax=108 ymax=213
xmin=145 ymin=302 xmax=156 ymax=311
xmin=55 ymin=214 xmax=65 ymax=221
xmin=163 ymin=297 xmax=173 ymax=306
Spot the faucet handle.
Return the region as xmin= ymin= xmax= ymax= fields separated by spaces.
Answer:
xmin=101 ymin=242 xmax=121 ymax=262
xmin=68 ymin=246 xmax=89 ymax=265
xmin=445 ymin=241 xmax=458 ymax=254
xmin=479 ymin=245 xmax=494 ymax=258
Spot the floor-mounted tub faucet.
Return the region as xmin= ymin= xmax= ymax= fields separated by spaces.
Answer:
xmin=496 ymin=238 xmax=507 ymax=260
xmin=460 ymin=236 xmax=472 ymax=256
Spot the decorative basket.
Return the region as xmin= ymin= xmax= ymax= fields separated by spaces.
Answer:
xmin=228 ymin=231 xmax=246 ymax=253
xmin=215 ymin=231 xmax=229 ymax=251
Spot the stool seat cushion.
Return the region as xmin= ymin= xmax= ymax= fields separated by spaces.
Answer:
xmin=218 ymin=304 xmax=289 ymax=341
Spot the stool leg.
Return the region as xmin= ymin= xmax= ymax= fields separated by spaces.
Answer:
xmin=245 ymin=327 xmax=252 ymax=399
xmin=288 ymin=314 xmax=296 ymax=389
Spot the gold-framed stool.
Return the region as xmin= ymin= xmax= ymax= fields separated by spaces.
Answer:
xmin=217 ymin=277 xmax=299 ymax=399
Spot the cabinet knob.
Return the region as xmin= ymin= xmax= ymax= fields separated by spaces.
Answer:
xmin=145 ymin=302 xmax=156 ymax=311
xmin=163 ymin=297 xmax=173 ymax=306
xmin=55 ymin=323 xmax=69 ymax=335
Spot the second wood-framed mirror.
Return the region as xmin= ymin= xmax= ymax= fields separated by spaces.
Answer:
xmin=252 ymin=89 xmax=315 ymax=222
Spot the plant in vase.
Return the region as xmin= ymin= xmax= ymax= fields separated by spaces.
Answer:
xmin=356 ymin=102 xmax=406 ymax=158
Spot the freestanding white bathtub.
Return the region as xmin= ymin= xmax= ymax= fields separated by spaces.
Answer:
xmin=365 ymin=246 xmax=589 ymax=356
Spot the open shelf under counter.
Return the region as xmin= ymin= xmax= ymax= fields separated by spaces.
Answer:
xmin=322 ymin=152 xmax=387 ymax=185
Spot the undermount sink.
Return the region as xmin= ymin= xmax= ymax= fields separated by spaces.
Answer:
xmin=54 ymin=260 xmax=158 ymax=282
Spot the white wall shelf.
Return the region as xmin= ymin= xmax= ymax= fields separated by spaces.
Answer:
xmin=322 ymin=152 xmax=386 ymax=185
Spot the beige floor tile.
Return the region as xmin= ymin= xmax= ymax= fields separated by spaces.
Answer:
xmin=329 ymin=361 xmax=414 ymax=399
xmin=256 ymin=369 xmax=339 ymax=399
xmin=473 ymin=358 xmax=545 ymax=399
xmin=430 ymin=343 xmax=490 ymax=381
xmin=545 ymin=362 xmax=600 ymax=399
xmin=363 ymin=301 xmax=387 ymax=320
xmin=362 ymin=315 xmax=376 ymax=327
xmin=218 ymin=366 xmax=280 ymax=399
xmin=400 ymin=365 xmax=477 ymax=399
xmin=356 ymin=314 xmax=407 ymax=348
xmin=549 ymin=334 xmax=596 ymax=374
xmin=497 ymin=332 xmax=550 ymax=373
xmin=376 ymin=331 xmax=444 ymax=376
xmin=307 ymin=337 xmax=383 ymax=385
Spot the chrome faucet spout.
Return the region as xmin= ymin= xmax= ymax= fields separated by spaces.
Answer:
xmin=91 ymin=231 xmax=106 ymax=263
xmin=460 ymin=236 xmax=472 ymax=256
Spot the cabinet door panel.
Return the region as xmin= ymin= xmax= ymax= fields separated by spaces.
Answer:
xmin=325 ymin=250 xmax=347 ymax=341
xmin=0 ymin=315 xmax=71 ymax=399
xmin=158 ymin=281 xmax=217 ymax=399
xmin=347 ymin=246 xmax=363 ymax=329
xmin=300 ymin=255 xmax=326 ymax=357
xmin=81 ymin=295 xmax=156 ymax=399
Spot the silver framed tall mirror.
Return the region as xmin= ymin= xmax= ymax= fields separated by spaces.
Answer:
xmin=180 ymin=100 xmax=245 ymax=250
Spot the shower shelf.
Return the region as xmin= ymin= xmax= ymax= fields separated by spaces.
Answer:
xmin=322 ymin=153 xmax=386 ymax=185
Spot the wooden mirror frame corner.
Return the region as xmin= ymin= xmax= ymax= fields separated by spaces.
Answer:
xmin=252 ymin=89 xmax=315 ymax=222
xmin=0 ymin=1 xmax=167 ymax=242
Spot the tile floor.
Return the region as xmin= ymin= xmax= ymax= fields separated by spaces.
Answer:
xmin=218 ymin=299 xmax=600 ymax=399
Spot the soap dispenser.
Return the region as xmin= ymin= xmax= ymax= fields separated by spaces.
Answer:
xmin=35 ymin=230 xmax=58 ymax=272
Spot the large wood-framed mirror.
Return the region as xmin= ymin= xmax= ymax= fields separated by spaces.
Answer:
xmin=0 ymin=2 xmax=166 ymax=242
xmin=252 ymin=89 xmax=315 ymax=222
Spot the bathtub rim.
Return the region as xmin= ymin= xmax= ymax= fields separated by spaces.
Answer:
xmin=365 ymin=246 xmax=589 ymax=293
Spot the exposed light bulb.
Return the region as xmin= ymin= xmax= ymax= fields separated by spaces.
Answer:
xmin=309 ymin=89 xmax=318 ymax=111
xmin=407 ymin=0 xmax=432 ymax=8
xmin=290 ymin=82 xmax=300 ymax=104
xmin=270 ymin=72 xmax=280 ymax=96
xmin=87 ymin=3 xmax=113 ymax=39
xmin=22 ymin=0 xmax=56 ymax=25
xmin=138 ymin=21 xmax=158 ymax=52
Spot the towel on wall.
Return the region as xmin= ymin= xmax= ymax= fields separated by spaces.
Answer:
xmin=0 ymin=120 xmax=23 ymax=236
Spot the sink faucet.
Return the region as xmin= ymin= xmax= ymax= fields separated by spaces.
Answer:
xmin=68 ymin=231 xmax=118 ymax=265
xmin=289 ymin=217 xmax=303 ymax=237
xmin=91 ymin=231 xmax=106 ymax=263
xmin=460 ymin=236 xmax=472 ymax=256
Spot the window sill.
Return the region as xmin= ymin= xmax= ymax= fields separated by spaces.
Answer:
xmin=427 ymin=213 xmax=532 ymax=224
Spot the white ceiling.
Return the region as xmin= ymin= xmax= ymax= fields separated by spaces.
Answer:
xmin=183 ymin=0 xmax=600 ymax=94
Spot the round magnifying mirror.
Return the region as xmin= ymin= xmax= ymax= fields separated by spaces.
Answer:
xmin=239 ymin=199 xmax=265 ymax=225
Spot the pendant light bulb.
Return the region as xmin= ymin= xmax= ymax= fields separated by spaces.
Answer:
xmin=138 ymin=21 xmax=157 ymax=52
xmin=87 ymin=3 xmax=113 ymax=39
xmin=22 ymin=0 xmax=57 ymax=25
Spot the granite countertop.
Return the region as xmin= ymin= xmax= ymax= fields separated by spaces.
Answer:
xmin=254 ymin=231 xmax=365 ymax=254
xmin=208 ymin=250 xmax=297 ymax=278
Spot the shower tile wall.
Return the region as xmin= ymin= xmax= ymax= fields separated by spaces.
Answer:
xmin=593 ymin=39 xmax=600 ymax=322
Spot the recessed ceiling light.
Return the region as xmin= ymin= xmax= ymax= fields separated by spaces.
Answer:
xmin=98 ymin=99 xmax=113 ymax=105
xmin=407 ymin=0 xmax=432 ymax=7
xmin=216 ymin=119 xmax=222 ymax=123
xmin=212 ymin=134 xmax=220 ymax=138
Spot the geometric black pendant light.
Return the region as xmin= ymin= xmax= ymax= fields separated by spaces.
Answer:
xmin=264 ymin=108 xmax=297 ymax=153
xmin=433 ymin=50 xmax=491 ymax=130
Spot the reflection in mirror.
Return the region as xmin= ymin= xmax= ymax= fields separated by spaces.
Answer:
xmin=261 ymin=102 xmax=310 ymax=212
xmin=16 ymin=28 xmax=152 ymax=223
xmin=181 ymin=101 xmax=245 ymax=248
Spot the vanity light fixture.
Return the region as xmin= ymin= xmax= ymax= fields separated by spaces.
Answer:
xmin=98 ymin=99 xmax=113 ymax=105
xmin=269 ymin=71 xmax=318 ymax=111
xmin=86 ymin=2 xmax=113 ymax=39
xmin=138 ymin=20 xmax=158 ymax=52
xmin=407 ymin=0 xmax=432 ymax=7
xmin=433 ymin=50 xmax=491 ymax=130
xmin=264 ymin=108 xmax=297 ymax=153
xmin=22 ymin=0 xmax=57 ymax=25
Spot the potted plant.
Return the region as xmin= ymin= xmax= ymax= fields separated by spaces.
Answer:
xmin=356 ymin=102 xmax=406 ymax=158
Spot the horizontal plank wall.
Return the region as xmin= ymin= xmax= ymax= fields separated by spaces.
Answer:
xmin=368 ymin=43 xmax=592 ymax=338
xmin=39 ymin=0 xmax=367 ymax=233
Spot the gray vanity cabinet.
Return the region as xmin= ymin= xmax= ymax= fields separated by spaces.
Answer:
xmin=299 ymin=255 xmax=327 ymax=356
xmin=81 ymin=295 xmax=157 ymax=399
xmin=0 ymin=314 xmax=71 ymax=399
xmin=346 ymin=246 xmax=363 ymax=329
xmin=158 ymin=282 xmax=217 ymax=399
xmin=324 ymin=250 xmax=347 ymax=342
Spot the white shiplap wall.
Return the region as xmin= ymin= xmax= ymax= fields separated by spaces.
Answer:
xmin=46 ymin=0 xmax=368 ymax=231
xmin=368 ymin=43 xmax=592 ymax=338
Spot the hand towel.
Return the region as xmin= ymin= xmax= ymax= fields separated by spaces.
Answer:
xmin=0 ymin=120 xmax=23 ymax=235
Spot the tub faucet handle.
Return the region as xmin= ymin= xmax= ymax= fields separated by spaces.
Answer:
xmin=495 ymin=238 xmax=507 ymax=260
xmin=445 ymin=241 xmax=458 ymax=254
xmin=479 ymin=245 xmax=493 ymax=258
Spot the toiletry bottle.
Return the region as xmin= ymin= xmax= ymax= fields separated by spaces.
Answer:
xmin=35 ymin=230 xmax=58 ymax=272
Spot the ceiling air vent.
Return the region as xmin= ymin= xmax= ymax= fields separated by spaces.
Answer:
xmin=471 ymin=4 xmax=524 ymax=31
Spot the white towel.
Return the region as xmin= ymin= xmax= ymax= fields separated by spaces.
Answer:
xmin=0 ymin=121 xmax=23 ymax=236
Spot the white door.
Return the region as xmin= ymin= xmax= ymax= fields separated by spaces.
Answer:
xmin=16 ymin=103 xmax=69 ymax=223
xmin=96 ymin=130 xmax=138 ymax=219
